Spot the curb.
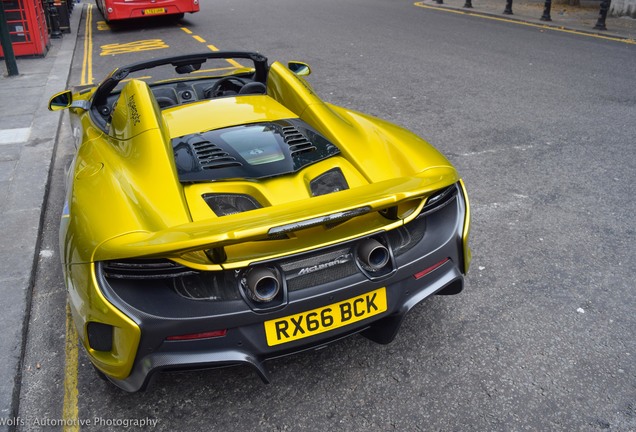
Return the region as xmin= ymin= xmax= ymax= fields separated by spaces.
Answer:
xmin=413 ymin=1 xmax=636 ymax=44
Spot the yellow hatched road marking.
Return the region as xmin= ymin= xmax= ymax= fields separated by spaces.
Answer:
xmin=100 ymin=39 xmax=169 ymax=56
xmin=96 ymin=20 xmax=110 ymax=31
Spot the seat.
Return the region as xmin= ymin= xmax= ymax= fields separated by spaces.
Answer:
xmin=152 ymin=87 xmax=179 ymax=108
xmin=238 ymin=82 xmax=267 ymax=95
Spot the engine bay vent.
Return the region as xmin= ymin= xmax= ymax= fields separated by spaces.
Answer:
xmin=281 ymin=125 xmax=316 ymax=156
xmin=190 ymin=137 xmax=242 ymax=170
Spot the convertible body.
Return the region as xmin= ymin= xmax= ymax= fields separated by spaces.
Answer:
xmin=49 ymin=52 xmax=471 ymax=391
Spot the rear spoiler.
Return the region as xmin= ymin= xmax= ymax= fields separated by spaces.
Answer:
xmin=94 ymin=168 xmax=458 ymax=267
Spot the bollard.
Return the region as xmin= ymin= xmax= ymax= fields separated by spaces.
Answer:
xmin=47 ymin=0 xmax=63 ymax=39
xmin=463 ymin=0 xmax=473 ymax=8
xmin=593 ymin=0 xmax=611 ymax=30
xmin=503 ymin=0 xmax=513 ymax=14
xmin=540 ymin=0 xmax=552 ymax=21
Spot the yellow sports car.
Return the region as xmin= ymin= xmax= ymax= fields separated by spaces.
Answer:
xmin=49 ymin=52 xmax=471 ymax=392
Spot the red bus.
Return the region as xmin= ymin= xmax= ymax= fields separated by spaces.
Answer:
xmin=96 ymin=0 xmax=200 ymax=22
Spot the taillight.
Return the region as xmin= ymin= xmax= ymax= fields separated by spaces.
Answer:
xmin=413 ymin=258 xmax=449 ymax=280
xmin=166 ymin=330 xmax=227 ymax=341
xmin=422 ymin=185 xmax=458 ymax=214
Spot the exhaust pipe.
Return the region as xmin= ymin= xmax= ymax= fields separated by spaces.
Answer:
xmin=245 ymin=267 xmax=281 ymax=302
xmin=357 ymin=238 xmax=390 ymax=271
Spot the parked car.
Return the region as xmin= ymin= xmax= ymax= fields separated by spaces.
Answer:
xmin=49 ymin=51 xmax=471 ymax=391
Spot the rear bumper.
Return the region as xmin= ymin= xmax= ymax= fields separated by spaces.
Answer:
xmin=107 ymin=261 xmax=464 ymax=392
xmin=76 ymin=182 xmax=469 ymax=392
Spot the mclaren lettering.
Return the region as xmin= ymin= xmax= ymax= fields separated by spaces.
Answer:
xmin=297 ymin=254 xmax=352 ymax=276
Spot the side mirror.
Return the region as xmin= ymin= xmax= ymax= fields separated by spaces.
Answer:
xmin=288 ymin=61 xmax=311 ymax=77
xmin=48 ymin=90 xmax=73 ymax=111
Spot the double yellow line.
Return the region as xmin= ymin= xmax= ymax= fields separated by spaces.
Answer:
xmin=80 ymin=4 xmax=93 ymax=85
xmin=65 ymin=5 xmax=91 ymax=430
xmin=62 ymin=304 xmax=79 ymax=432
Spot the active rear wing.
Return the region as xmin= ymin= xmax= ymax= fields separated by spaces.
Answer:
xmin=94 ymin=168 xmax=458 ymax=269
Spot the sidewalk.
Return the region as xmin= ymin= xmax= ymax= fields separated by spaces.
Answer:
xmin=415 ymin=0 xmax=636 ymax=41
xmin=0 ymin=6 xmax=81 ymax=428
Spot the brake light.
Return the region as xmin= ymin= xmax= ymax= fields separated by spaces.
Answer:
xmin=166 ymin=330 xmax=227 ymax=341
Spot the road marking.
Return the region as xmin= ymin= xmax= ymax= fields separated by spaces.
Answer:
xmin=206 ymin=44 xmax=244 ymax=68
xmin=121 ymin=76 xmax=152 ymax=83
xmin=100 ymin=39 xmax=169 ymax=56
xmin=413 ymin=1 xmax=636 ymax=45
xmin=81 ymin=4 xmax=94 ymax=85
xmin=63 ymin=6 xmax=93 ymax=425
xmin=0 ymin=127 xmax=30 ymax=144
xmin=62 ymin=304 xmax=79 ymax=432
xmin=96 ymin=20 xmax=110 ymax=31
xmin=195 ymin=66 xmax=241 ymax=74
xmin=451 ymin=143 xmax=539 ymax=157
xmin=175 ymin=32 xmax=245 ymax=69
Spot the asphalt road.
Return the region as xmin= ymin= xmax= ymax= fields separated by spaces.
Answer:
xmin=17 ymin=0 xmax=636 ymax=431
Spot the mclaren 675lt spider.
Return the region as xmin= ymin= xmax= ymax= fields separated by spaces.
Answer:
xmin=48 ymin=51 xmax=471 ymax=391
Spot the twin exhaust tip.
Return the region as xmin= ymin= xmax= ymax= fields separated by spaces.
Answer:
xmin=357 ymin=238 xmax=390 ymax=271
xmin=245 ymin=237 xmax=391 ymax=304
xmin=245 ymin=267 xmax=281 ymax=303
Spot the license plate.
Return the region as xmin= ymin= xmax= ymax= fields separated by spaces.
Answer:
xmin=264 ymin=288 xmax=387 ymax=346
xmin=143 ymin=8 xmax=166 ymax=15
